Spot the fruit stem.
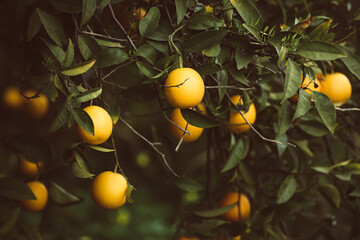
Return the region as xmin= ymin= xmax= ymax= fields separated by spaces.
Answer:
xmin=111 ymin=132 xmax=124 ymax=174
xmin=169 ymin=24 xmax=185 ymax=68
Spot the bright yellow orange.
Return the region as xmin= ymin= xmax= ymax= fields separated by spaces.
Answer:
xmin=319 ymin=72 xmax=352 ymax=106
xmin=168 ymin=108 xmax=204 ymax=143
xmin=228 ymin=95 xmax=256 ymax=134
xmin=19 ymin=181 xmax=48 ymax=212
xmin=164 ymin=68 xmax=205 ymax=109
xmin=76 ymin=105 xmax=113 ymax=145
xmin=19 ymin=157 xmax=43 ymax=178
xmin=290 ymin=76 xmax=320 ymax=102
xmin=22 ymin=90 xmax=49 ymax=118
xmin=2 ymin=86 xmax=23 ymax=110
xmin=219 ymin=192 xmax=251 ymax=222
xmin=91 ymin=171 xmax=128 ymax=210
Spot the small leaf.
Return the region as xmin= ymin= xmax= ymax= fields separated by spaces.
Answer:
xmin=41 ymin=38 xmax=66 ymax=63
xmin=109 ymin=101 xmax=121 ymax=125
xmin=175 ymin=0 xmax=186 ymax=24
xmin=202 ymin=44 xmax=221 ymax=57
xmin=312 ymin=91 xmax=336 ymax=134
xmin=49 ymin=104 xmax=70 ymax=133
xmin=36 ymin=8 xmax=65 ymax=46
xmin=277 ymin=100 xmax=293 ymax=138
xmin=235 ymin=48 xmax=252 ymax=70
xmin=221 ymin=139 xmax=245 ymax=173
xmin=336 ymin=45 xmax=360 ymax=80
xmin=126 ymin=184 xmax=135 ymax=204
xmin=277 ymin=45 xmax=288 ymax=66
xmin=136 ymin=44 xmax=157 ymax=64
xmin=70 ymin=108 xmax=94 ymax=136
xmin=299 ymin=121 xmax=330 ymax=137
xmin=187 ymin=12 xmax=223 ymax=30
xmin=75 ymin=87 xmax=102 ymax=103
xmin=277 ymin=175 xmax=297 ymax=204
xmin=0 ymin=178 xmax=36 ymax=200
xmin=292 ymin=140 xmax=313 ymax=157
xmin=181 ymin=109 xmax=219 ymax=128
xmin=93 ymin=38 xmax=124 ymax=48
xmin=296 ymin=41 xmax=346 ymax=61
xmin=243 ymin=23 xmax=261 ymax=40
xmin=139 ymin=7 xmax=160 ymax=37
xmin=227 ymin=68 xmax=250 ymax=86
xmin=293 ymin=88 xmax=311 ymax=120
xmin=281 ymin=59 xmax=302 ymax=103
xmin=277 ymin=134 xmax=288 ymax=157
xmin=62 ymin=39 xmax=74 ymax=67
xmin=49 ymin=182 xmax=83 ymax=206
xmin=88 ymin=146 xmax=115 ymax=152
xmin=230 ymin=0 xmax=263 ymax=29
xmin=173 ymin=178 xmax=204 ymax=192
xmin=61 ymin=59 xmax=96 ymax=76
xmin=318 ymin=184 xmax=341 ymax=208
xmin=72 ymin=151 xmax=95 ymax=178
xmin=93 ymin=48 xmax=128 ymax=68
xmin=81 ymin=0 xmax=96 ymax=26
xmin=78 ymin=34 xmax=101 ymax=60
xmin=27 ymin=10 xmax=41 ymax=41
xmin=184 ymin=30 xmax=228 ymax=53
xmin=193 ymin=203 xmax=237 ymax=217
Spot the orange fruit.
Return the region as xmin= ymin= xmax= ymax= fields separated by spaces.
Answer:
xmin=76 ymin=105 xmax=113 ymax=145
xmin=228 ymin=95 xmax=256 ymax=134
xmin=19 ymin=181 xmax=48 ymax=212
xmin=19 ymin=157 xmax=43 ymax=178
xmin=319 ymin=72 xmax=352 ymax=106
xmin=22 ymin=90 xmax=49 ymax=118
xmin=91 ymin=171 xmax=128 ymax=210
xmin=219 ymin=192 xmax=251 ymax=222
xmin=290 ymin=75 xmax=320 ymax=102
xmin=168 ymin=108 xmax=204 ymax=143
xmin=2 ymin=86 xmax=23 ymax=110
xmin=164 ymin=68 xmax=205 ymax=109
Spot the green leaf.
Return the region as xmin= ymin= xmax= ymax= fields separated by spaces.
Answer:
xmin=292 ymin=140 xmax=313 ymax=157
xmin=312 ymin=91 xmax=336 ymax=134
xmin=48 ymin=0 xmax=82 ymax=14
xmin=227 ymin=68 xmax=250 ymax=86
xmin=61 ymin=59 xmax=96 ymax=76
xmin=230 ymin=0 xmax=263 ymax=29
xmin=88 ymin=146 xmax=115 ymax=152
xmin=173 ymin=178 xmax=204 ymax=192
xmin=62 ymin=39 xmax=74 ymax=67
xmin=0 ymin=178 xmax=36 ymax=200
xmin=136 ymin=61 xmax=156 ymax=78
xmin=295 ymin=41 xmax=346 ymax=61
xmin=277 ymin=175 xmax=297 ymax=204
xmin=235 ymin=48 xmax=252 ymax=70
xmin=221 ymin=139 xmax=245 ymax=173
xmin=187 ymin=12 xmax=223 ymax=30
xmin=49 ymin=182 xmax=83 ymax=206
xmin=93 ymin=38 xmax=124 ymax=48
xmin=277 ymin=45 xmax=288 ymax=66
xmin=336 ymin=45 xmax=360 ymax=80
xmin=193 ymin=203 xmax=237 ymax=217
xmin=126 ymin=184 xmax=135 ymax=204
xmin=70 ymin=108 xmax=94 ymax=136
xmin=81 ymin=0 xmax=96 ymax=26
xmin=0 ymin=207 xmax=20 ymax=236
xmin=41 ymin=38 xmax=66 ymax=63
xmin=281 ymin=59 xmax=302 ymax=103
xmin=139 ymin=7 xmax=161 ymax=37
xmin=36 ymin=8 xmax=65 ymax=46
xmin=49 ymin=104 xmax=70 ymax=133
xmin=318 ymin=184 xmax=341 ymax=208
xmin=239 ymin=161 xmax=256 ymax=184
xmin=299 ymin=121 xmax=330 ymax=137
xmin=181 ymin=109 xmax=219 ymax=128
xmin=136 ymin=44 xmax=157 ymax=64
xmin=93 ymin=48 xmax=128 ymax=68
xmin=217 ymin=69 xmax=228 ymax=102
xmin=184 ymin=30 xmax=228 ymax=53
xmin=72 ymin=151 xmax=95 ymax=178
xmin=175 ymin=0 xmax=186 ymax=24
xmin=75 ymin=87 xmax=102 ymax=103
xmin=109 ymin=101 xmax=121 ymax=125
xmin=243 ymin=23 xmax=261 ymax=40
xmin=312 ymin=165 xmax=331 ymax=174
xmin=293 ymin=88 xmax=311 ymax=120
xmin=27 ymin=10 xmax=41 ymax=41
xmin=308 ymin=19 xmax=332 ymax=41
xmin=277 ymin=134 xmax=288 ymax=157
xmin=202 ymin=44 xmax=221 ymax=57
xmin=277 ymin=100 xmax=292 ymax=138
xmin=78 ymin=34 xmax=101 ymax=60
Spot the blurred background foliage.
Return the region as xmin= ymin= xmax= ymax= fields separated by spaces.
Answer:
xmin=0 ymin=0 xmax=360 ymax=239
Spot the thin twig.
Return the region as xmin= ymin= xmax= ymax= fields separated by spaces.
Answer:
xmin=253 ymin=64 xmax=280 ymax=74
xmin=162 ymin=78 xmax=189 ymax=88
xmin=111 ymin=133 xmax=124 ymax=175
xmin=335 ymin=107 xmax=360 ymax=112
xmin=80 ymin=31 xmax=128 ymax=43
xmin=118 ymin=115 xmax=181 ymax=177
xmin=102 ymin=80 xmax=126 ymax=89
xmin=103 ymin=61 xmax=132 ymax=80
xmin=164 ymin=1 xmax=174 ymax=26
xmin=108 ymin=4 xmax=137 ymax=51
xmin=175 ymin=122 xmax=188 ymax=151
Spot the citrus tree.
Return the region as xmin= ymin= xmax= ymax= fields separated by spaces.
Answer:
xmin=0 ymin=0 xmax=360 ymax=239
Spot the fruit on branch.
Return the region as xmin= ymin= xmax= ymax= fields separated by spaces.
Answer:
xmin=228 ymin=95 xmax=256 ymax=134
xmin=2 ymin=86 xmax=23 ymax=110
xmin=19 ymin=181 xmax=48 ymax=212
xmin=22 ymin=89 xmax=49 ymax=118
xmin=168 ymin=108 xmax=204 ymax=143
xmin=290 ymin=75 xmax=320 ymax=102
xmin=164 ymin=68 xmax=205 ymax=109
xmin=318 ymin=72 xmax=352 ymax=106
xmin=219 ymin=192 xmax=251 ymax=222
xmin=91 ymin=171 xmax=128 ymax=210
xmin=76 ymin=105 xmax=113 ymax=145
xmin=19 ymin=157 xmax=43 ymax=178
